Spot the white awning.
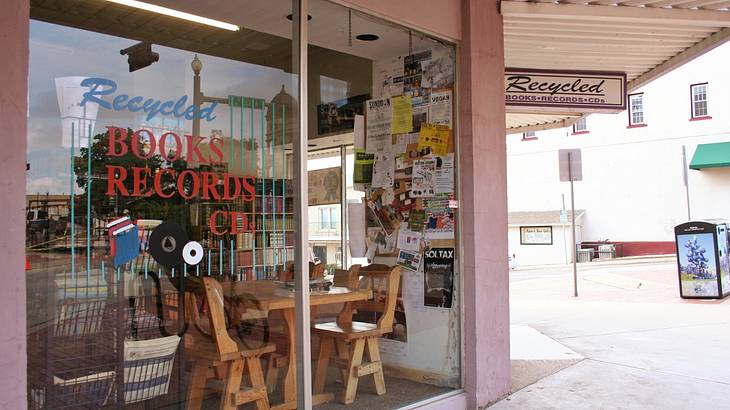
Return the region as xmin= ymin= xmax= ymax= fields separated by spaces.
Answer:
xmin=502 ymin=0 xmax=730 ymax=133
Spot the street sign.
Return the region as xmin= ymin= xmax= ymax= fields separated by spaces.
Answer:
xmin=559 ymin=210 xmax=568 ymax=224
xmin=559 ymin=149 xmax=582 ymax=182
xmin=558 ymin=149 xmax=582 ymax=297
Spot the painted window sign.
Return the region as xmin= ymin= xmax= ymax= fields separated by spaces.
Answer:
xmin=520 ymin=226 xmax=553 ymax=245
xmin=79 ymin=77 xmax=217 ymax=122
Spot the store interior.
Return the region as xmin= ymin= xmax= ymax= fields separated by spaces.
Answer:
xmin=26 ymin=0 xmax=458 ymax=408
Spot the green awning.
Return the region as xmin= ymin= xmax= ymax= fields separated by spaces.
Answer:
xmin=690 ymin=142 xmax=730 ymax=170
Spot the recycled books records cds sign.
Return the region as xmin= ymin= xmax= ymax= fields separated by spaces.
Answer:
xmin=505 ymin=69 xmax=626 ymax=113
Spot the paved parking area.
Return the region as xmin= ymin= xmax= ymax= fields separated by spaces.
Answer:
xmin=494 ymin=257 xmax=730 ymax=409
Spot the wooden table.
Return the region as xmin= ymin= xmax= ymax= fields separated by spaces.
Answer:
xmin=221 ymin=281 xmax=371 ymax=409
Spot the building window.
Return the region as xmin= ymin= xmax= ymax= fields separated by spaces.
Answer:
xmin=690 ymin=83 xmax=710 ymax=120
xmin=319 ymin=207 xmax=337 ymax=229
xmin=572 ymin=117 xmax=588 ymax=134
xmin=628 ymin=93 xmax=645 ymax=127
xmin=522 ymin=131 xmax=536 ymax=141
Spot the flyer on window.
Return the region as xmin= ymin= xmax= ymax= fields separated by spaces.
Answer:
xmin=353 ymin=148 xmax=375 ymax=183
xmin=391 ymin=95 xmax=414 ymax=134
xmin=434 ymin=154 xmax=454 ymax=194
xmin=424 ymin=194 xmax=455 ymax=239
xmin=411 ymin=158 xmax=437 ymax=198
xmin=365 ymin=97 xmax=392 ymax=154
xmin=373 ymin=56 xmax=404 ymax=98
xmin=429 ymin=89 xmax=452 ymax=127
xmin=417 ymin=123 xmax=450 ymax=156
xmin=421 ymin=47 xmax=455 ymax=90
xmin=397 ymin=249 xmax=422 ymax=271
xmin=372 ymin=149 xmax=395 ymax=188
xmin=397 ymin=225 xmax=422 ymax=252
xmin=423 ymin=247 xmax=454 ymax=308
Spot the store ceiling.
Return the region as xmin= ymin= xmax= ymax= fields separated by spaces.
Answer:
xmin=149 ymin=0 xmax=436 ymax=61
xmin=30 ymin=0 xmax=433 ymax=65
xmin=32 ymin=0 xmax=730 ymax=137
xmin=502 ymin=0 xmax=730 ymax=133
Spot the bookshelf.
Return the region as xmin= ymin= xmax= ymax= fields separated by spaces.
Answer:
xmin=197 ymin=177 xmax=294 ymax=281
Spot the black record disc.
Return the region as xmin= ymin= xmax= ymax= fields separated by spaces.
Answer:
xmin=148 ymin=222 xmax=188 ymax=268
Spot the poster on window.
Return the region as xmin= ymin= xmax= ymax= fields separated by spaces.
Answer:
xmin=373 ymin=56 xmax=404 ymax=98
xmin=421 ymin=47 xmax=455 ymax=90
xmin=423 ymin=247 xmax=454 ymax=308
xmin=520 ymin=226 xmax=553 ymax=245
xmin=308 ymin=167 xmax=341 ymax=206
xmin=411 ymin=159 xmax=436 ymax=198
xmin=365 ymin=97 xmax=392 ymax=154
xmin=423 ymin=194 xmax=455 ymax=239
xmin=428 ymin=89 xmax=452 ymax=127
xmin=403 ymin=50 xmax=432 ymax=102
xmin=397 ymin=249 xmax=422 ymax=272
xmin=316 ymin=94 xmax=368 ymax=135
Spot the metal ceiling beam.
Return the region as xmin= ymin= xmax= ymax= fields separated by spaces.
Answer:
xmin=501 ymin=1 xmax=730 ymax=26
xmin=506 ymin=116 xmax=582 ymax=134
xmin=629 ymin=26 xmax=730 ymax=90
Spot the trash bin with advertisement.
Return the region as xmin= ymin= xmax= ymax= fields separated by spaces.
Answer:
xmin=674 ymin=220 xmax=730 ymax=299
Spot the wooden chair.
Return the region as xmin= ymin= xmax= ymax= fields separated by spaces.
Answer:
xmin=312 ymin=265 xmax=401 ymax=404
xmin=185 ymin=277 xmax=275 ymax=410
xmin=278 ymin=261 xmax=326 ymax=282
xmin=309 ymin=262 xmax=326 ymax=280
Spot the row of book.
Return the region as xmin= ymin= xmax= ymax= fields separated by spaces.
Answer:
xmin=254 ymin=178 xmax=294 ymax=197
xmin=235 ymin=232 xmax=295 ymax=251
xmin=255 ymin=196 xmax=294 ymax=213
xmin=255 ymin=214 xmax=295 ymax=231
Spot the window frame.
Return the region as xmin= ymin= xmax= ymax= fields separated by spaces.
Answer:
xmin=572 ymin=117 xmax=589 ymax=135
xmin=690 ymin=82 xmax=711 ymax=121
xmin=627 ymin=92 xmax=646 ymax=128
xmin=521 ymin=131 xmax=537 ymax=141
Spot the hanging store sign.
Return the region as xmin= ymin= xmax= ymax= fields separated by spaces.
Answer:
xmin=505 ymin=69 xmax=626 ymax=113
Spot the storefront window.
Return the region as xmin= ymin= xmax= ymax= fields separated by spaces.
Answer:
xmin=307 ymin=1 xmax=461 ymax=407
xmin=27 ymin=1 xmax=301 ymax=408
xmin=26 ymin=1 xmax=459 ymax=408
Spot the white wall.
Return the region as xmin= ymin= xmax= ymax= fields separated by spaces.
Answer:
xmin=507 ymin=42 xmax=730 ymax=244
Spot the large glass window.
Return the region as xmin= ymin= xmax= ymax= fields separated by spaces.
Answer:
xmin=27 ymin=1 xmax=302 ymax=408
xmin=307 ymin=1 xmax=461 ymax=407
xmin=26 ymin=1 xmax=460 ymax=408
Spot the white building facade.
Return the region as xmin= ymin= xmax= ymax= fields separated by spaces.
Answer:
xmin=507 ymin=42 xmax=730 ymax=266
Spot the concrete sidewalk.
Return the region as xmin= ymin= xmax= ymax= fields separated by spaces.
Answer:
xmin=496 ymin=259 xmax=730 ymax=409
xmin=512 ymin=254 xmax=677 ymax=272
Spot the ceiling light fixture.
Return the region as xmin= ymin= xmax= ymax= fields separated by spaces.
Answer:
xmin=286 ymin=14 xmax=313 ymax=21
xmin=356 ymin=34 xmax=379 ymax=42
xmin=105 ymin=0 xmax=240 ymax=31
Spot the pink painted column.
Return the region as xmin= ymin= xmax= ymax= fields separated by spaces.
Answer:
xmin=0 ymin=0 xmax=28 ymax=408
xmin=459 ymin=0 xmax=511 ymax=407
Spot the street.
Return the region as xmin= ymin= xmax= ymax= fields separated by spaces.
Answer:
xmin=492 ymin=257 xmax=730 ymax=409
